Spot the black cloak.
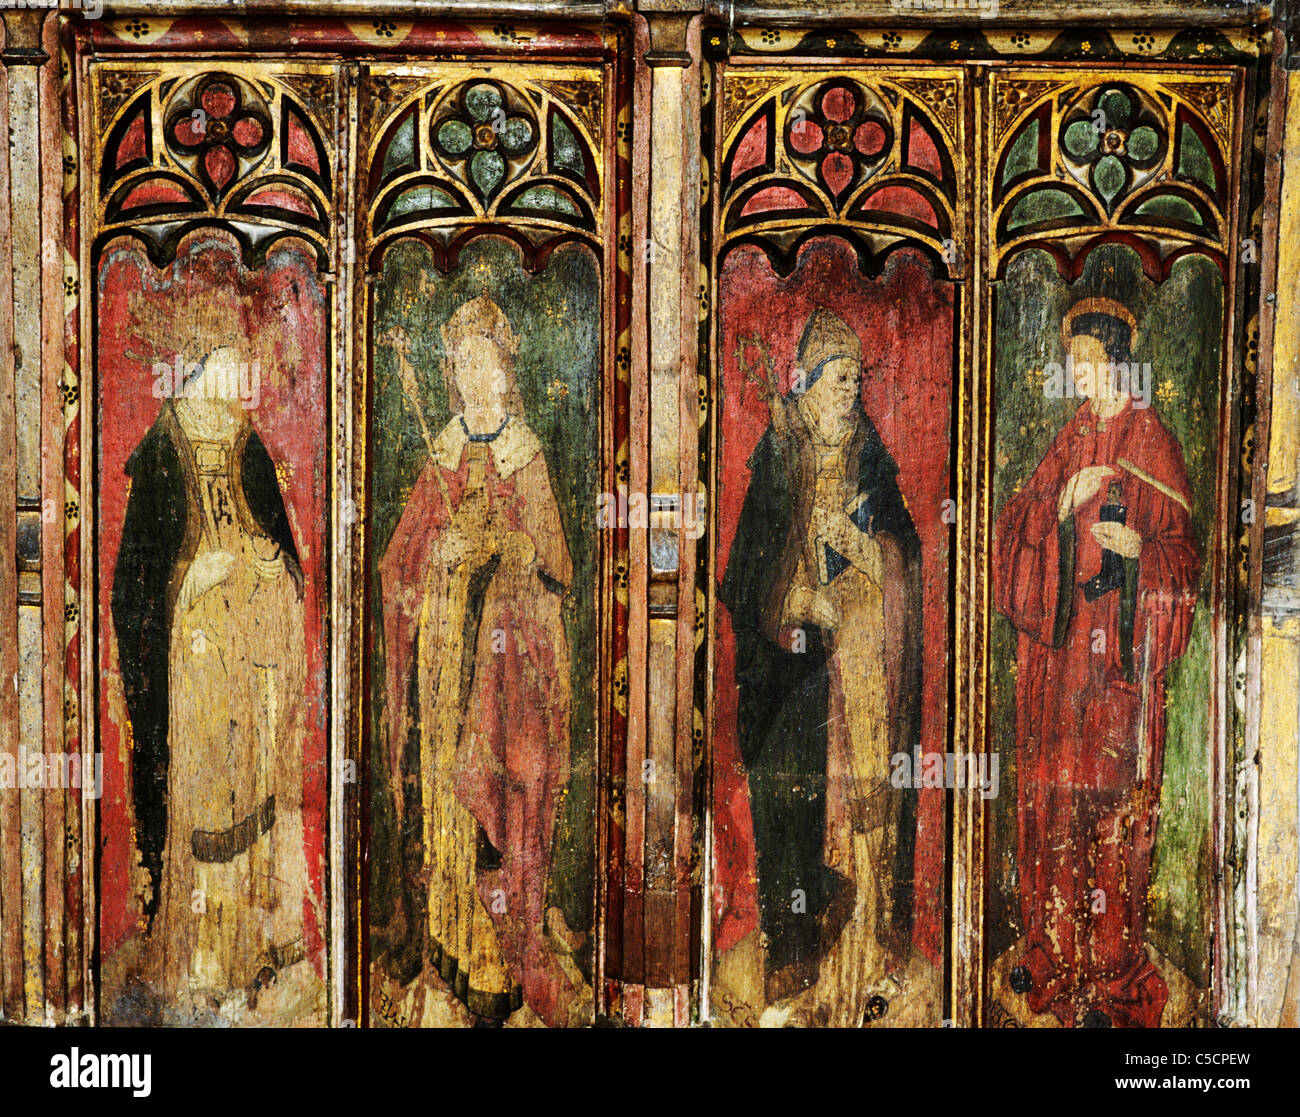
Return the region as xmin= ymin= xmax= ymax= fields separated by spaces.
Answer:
xmin=719 ymin=395 xmax=923 ymax=1000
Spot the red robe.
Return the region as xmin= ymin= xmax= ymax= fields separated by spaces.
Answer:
xmin=993 ymin=399 xmax=1200 ymax=1028
xmin=381 ymin=417 xmax=574 ymax=1026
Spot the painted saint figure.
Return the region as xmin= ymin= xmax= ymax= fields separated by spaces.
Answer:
xmin=720 ymin=308 xmax=922 ymax=1019
xmin=380 ymin=295 xmax=584 ymax=1027
xmin=112 ymin=346 xmax=314 ymax=1020
xmin=993 ymin=297 xmax=1201 ymax=1028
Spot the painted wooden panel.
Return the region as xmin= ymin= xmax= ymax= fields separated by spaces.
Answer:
xmin=985 ymin=67 xmax=1243 ymax=1028
xmin=0 ymin=6 xmax=1282 ymax=1033
xmin=706 ymin=64 xmax=967 ymax=1027
xmin=91 ymin=62 xmax=338 ymax=1025
xmin=360 ymin=60 xmax=624 ymax=1028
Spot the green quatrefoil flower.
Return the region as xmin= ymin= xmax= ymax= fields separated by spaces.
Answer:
xmin=1060 ymin=84 xmax=1166 ymax=212
xmin=432 ymin=81 xmax=537 ymax=203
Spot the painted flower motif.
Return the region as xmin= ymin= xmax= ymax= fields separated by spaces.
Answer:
xmin=998 ymin=84 xmax=1028 ymax=111
xmin=1060 ymin=84 xmax=1166 ymax=212
xmin=166 ymin=76 xmax=271 ymax=198
xmin=786 ymin=81 xmax=891 ymax=205
xmin=431 ymin=81 xmax=537 ymax=203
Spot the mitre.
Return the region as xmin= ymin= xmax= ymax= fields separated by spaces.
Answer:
xmin=441 ymin=293 xmax=520 ymax=356
xmin=796 ymin=306 xmax=861 ymax=388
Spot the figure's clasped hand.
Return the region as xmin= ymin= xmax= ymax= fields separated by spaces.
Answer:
xmin=438 ymin=529 xmax=476 ymax=571
xmin=786 ymin=584 xmax=840 ymax=630
xmin=177 ymin=550 xmax=236 ymax=613
xmin=812 ymin=504 xmax=883 ymax=583
xmin=246 ymin=535 xmax=292 ymax=587
xmin=1090 ymin=520 xmax=1142 ymax=559
xmin=1059 ymin=465 xmax=1115 ymax=522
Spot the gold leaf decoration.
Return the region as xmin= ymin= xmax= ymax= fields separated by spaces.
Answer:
xmin=535 ymin=78 xmax=604 ymax=156
xmin=362 ymin=74 xmax=431 ymax=143
xmin=990 ymin=77 xmax=1067 ymax=151
xmin=892 ymin=76 xmax=961 ymax=144
xmin=1169 ymin=78 xmax=1234 ymax=153
xmin=98 ymin=68 xmax=160 ymax=136
xmin=720 ymin=71 xmax=790 ymax=145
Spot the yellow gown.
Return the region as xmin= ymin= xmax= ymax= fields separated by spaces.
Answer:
xmin=152 ymin=403 xmax=312 ymax=1018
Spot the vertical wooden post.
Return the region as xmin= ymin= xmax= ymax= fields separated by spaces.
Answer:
xmin=0 ymin=5 xmax=68 ymax=1026
xmin=637 ymin=3 xmax=701 ymax=1026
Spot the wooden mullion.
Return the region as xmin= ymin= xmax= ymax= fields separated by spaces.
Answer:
xmin=0 ymin=20 xmax=22 ymax=1027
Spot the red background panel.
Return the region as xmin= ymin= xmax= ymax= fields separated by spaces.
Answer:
xmin=713 ymin=237 xmax=954 ymax=965
xmin=95 ymin=232 xmax=329 ymax=971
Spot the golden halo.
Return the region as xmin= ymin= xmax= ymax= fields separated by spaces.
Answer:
xmin=1061 ymin=297 xmax=1138 ymax=351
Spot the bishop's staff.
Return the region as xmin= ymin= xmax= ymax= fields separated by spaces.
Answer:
xmin=380 ymin=325 xmax=450 ymax=503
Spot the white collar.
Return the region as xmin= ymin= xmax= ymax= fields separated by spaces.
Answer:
xmin=431 ymin=415 xmax=541 ymax=479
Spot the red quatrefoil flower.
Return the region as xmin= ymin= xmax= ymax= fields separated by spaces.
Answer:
xmin=785 ymin=81 xmax=891 ymax=205
xmin=166 ymin=75 xmax=272 ymax=198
